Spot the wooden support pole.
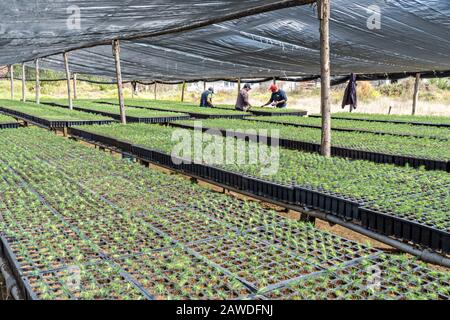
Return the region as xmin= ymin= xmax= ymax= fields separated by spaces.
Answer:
xmin=73 ymin=73 xmax=77 ymax=100
xmin=412 ymin=73 xmax=420 ymax=115
xmin=154 ymin=82 xmax=157 ymax=100
xmin=237 ymin=78 xmax=241 ymax=93
xmin=181 ymin=81 xmax=186 ymax=102
xmin=63 ymin=52 xmax=73 ymax=110
xmin=35 ymin=59 xmax=40 ymax=104
xmin=112 ymin=39 xmax=127 ymax=124
xmin=21 ymin=63 xmax=26 ymax=102
xmin=9 ymin=65 xmax=14 ymax=100
xmin=203 ymin=81 xmax=206 ymax=91
xmin=319 ymin=0 xmax=331 ymax=157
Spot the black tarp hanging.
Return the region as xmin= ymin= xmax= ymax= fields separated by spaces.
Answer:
xmin=342 ymin=73 xmax=357 ymax=112
xmin=2 ymin=0 xmax=450 ymax=81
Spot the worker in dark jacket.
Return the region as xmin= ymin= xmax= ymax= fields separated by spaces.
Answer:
xmin=235 ymin=83 xmax=253 ymax=111
xmin=261 ymin=84 xmax=288 ymax=108
xmin=200 ymin=87 xmax=215 ymax=107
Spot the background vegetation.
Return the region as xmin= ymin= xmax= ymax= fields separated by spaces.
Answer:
xmin=1 ymin=67 xmax=449 ymax=116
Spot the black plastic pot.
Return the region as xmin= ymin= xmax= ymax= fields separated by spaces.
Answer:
xmin=0 ymin=122 xmax=20 ymax=130
xmin=359 ymin=207 xmax=449 ymax=254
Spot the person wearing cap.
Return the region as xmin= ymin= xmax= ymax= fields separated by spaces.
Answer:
xmin=200 ymin=87 xmax=215 ymax=108
xmin=261 ymin=84 xmax=288 ymax=108
xmin=235 ymin=83 xmax=253 ymax=111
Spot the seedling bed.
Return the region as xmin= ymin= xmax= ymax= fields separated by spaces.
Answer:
xmin=211 ymin=105 xmax=308 ymax=117
xmin=309 ymin=114 xmax=450 ymax=128
xmin=42 ymin=101 xmax=191 ymax=124
xmin=169 ymin=122 xmax=449 ymax=172
xmin=3 ymin=128 xmax=448 ymax=299
xmin=187 ymin=233 xmax=325 ymax=291
xmin=0 ymin=106 xmax=115 ymax=129
xmin=246 ymin=117 xmax=449 ymax=140
xmin=22 ymin=261 xmax=148 ymax=300
xmin=248 ymin=221 xmax=380 ymax=269
xmin=260 ymin=254 xmax=450 ymax=300
xmin=187 ymin=196 xmax=288 ymax=233
xmin=137 ymin=208 xmax=235 ymax=246
xmin=114 ymin=247 xmax=253 ymax=300
xmin=67 ymin=126 xmax=449 ymax=253
xmin=249 ymin=109 xmax=307 ymax=117
xmin=99 ymin=101 xmax=249 ymax=119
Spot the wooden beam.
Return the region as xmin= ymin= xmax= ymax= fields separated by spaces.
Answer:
xmin=181 ymin=80 xmax=186 ymax=102
xmin=35 ymin=59 xmax=40 ymax=104
xmin=9 ymin=65 xmax=14 ymax=100
xmin=63 ymin=52 xmax=73 ymax=110
xmin=73 ymin=73 xmax=78 ymax=100
xmin=203 ymin=81 xmax=206 ymax=91
xmin=154 ymin=82 xmax=157 ymax=100
xmin=237 ymin=78 xmax=241 ymax=94
xmin=21 ymin=63 xmax=26 ymax=102
xmin=412 ymin=73 xmax=420 ymax=115
xmin=112 ymin=39 xmax=126 ymax=124
xmin=319 ymin=0 xmax=331 ymax=157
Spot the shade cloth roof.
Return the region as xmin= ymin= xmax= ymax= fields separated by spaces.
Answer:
xmin=4 ymin=0 xmax=450 ymax=81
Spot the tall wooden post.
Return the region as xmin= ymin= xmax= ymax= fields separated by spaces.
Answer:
xmin=237 ymin=78 xmax=241 ymax=94
xmin=73 ymin=73 xmax=78 ymax=100
xmin=319 ymin=0 xmax=331 ymax=157
xmin=21 ymin=63 xmax=26 ymax=102
xmin=112 ymin=39 xmax=126 ymax=124
xmin=9 ymin=65 xmax=14 ymax=100
xmin=35 ymin=59 xmax=40 ymax=104
xmin=412 ymin=73 xmax=420 ymax=115
xmin=154 ymin=82 xmax=157 ymax=100
xmin=63 ymin=52 xmax=73 ymax=110
xmin=181 ymin=81 xmax=186 ymax=102
xmin=203 ymin=81 xmax=206 ymax=91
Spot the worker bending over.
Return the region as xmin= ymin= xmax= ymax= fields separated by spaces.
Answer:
xmin=235 ymin=83 xmax=253 ymax=111
xmin=261 ymin=84 xmax=288 ymax=108
xmin=200 ymin=87 xmax=215 ymax=108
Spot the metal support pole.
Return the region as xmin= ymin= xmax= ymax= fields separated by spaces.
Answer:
xmin=63 ymin=52 xmax=73 ymax=110
xmin=21 ymin=63 xmax=26 ymax=102
xmin=112 ymin=39 xmax=126 ymax=124
xmin=412 ymin=73 xmax=420 ymax=115
xmin=9 ymin=65 xmax=14 ymax=100
xmin=35 ymin=59 xmax=40 ymax=104
xmin=319 ymin=0 xmax=331 ymax=157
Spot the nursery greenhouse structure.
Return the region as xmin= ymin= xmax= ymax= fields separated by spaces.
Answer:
xmin=0 ymin=0 xmax=449 ymax=302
